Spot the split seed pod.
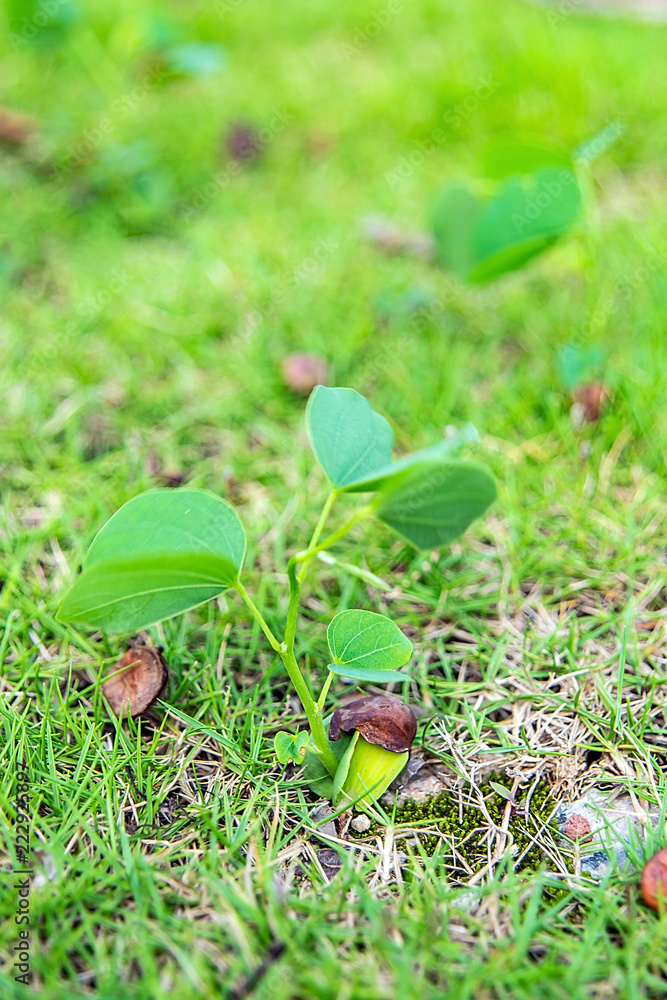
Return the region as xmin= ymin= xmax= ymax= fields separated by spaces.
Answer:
xmin=329 ymin=695 xmax=417 ymax=752
xmin=102 ymin=646 xmax=169 ymax=718
xmin=329 ymin=695 xmax=417 ymax=809
xmin=640 ymin=847 xmax=667 ymax=912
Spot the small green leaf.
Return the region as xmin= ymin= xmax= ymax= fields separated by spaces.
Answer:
xmin=305 ymin=386 xmax=394 ymax=490
xmin=489 ymin=781 xmax=514 ymax=801
xmin=335 ymin=739 xmax=409 ymax=810
xmin=58 ymin=489 xmax=245 ymax=633
xmin=274 ymin=731 xmax=310 ymax=765
xmin=327 ymin=610 xmax=412 ymax=683
xmin=375 ymin=460 xmax=497 ymax=549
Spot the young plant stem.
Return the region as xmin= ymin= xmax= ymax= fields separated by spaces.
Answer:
xmin=281 ymin=644 xmax=338 ymax=775
xmin=235 ymin=582 xmax=282 ymax=653
xmin=317 ymin=670 xmax=335 ymax=711
xmin=285 ymin=489 xmax=338 ymax=648
xmin=297 ymin=490 xmax=336 ymax=583
xmin=239 ymin=495 xmax=374 ymax=778
xmin=237 ymin=565 xmax=339 ymax=775
xmin=293 ymin=505 xmax=374 ymax=567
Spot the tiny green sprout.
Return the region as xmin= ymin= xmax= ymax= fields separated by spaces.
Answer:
xmin=336 ymin=739 xmax=409 ymax=811
xmin=274 ymin=731 xmax=310 ymax=765
xmin=58 ymin=386 xmax=497 ymax=818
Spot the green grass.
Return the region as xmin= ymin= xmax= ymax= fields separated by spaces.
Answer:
xmin=1 ymin=0 xmax=667 ymax=996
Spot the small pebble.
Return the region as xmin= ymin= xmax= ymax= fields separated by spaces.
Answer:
xmin=317 ymin=848 xmax=342 ymax=879
xmin=351 ymin=815 xmax=371 ymax=833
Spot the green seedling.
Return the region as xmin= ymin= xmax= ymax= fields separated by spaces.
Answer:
xmin=58 ymin=386 xmax=497 ymax=813
xmin=431 ymin=140 xmax=584 ymax=283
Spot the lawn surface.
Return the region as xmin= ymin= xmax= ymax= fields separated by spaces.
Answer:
xmin=1 ymin=0 xmax=667 ymax=997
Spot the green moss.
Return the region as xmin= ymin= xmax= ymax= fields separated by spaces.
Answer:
xmin=389 ymin=775 xmax=554 ymax=871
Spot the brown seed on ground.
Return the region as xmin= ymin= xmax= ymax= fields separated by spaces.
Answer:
xmin=0 ymin=107 xmax=36 ymax=147
xmin=281 ymin=354 xmax=329 ymax=395
xmin=225 ymin=122 xmax=262 ymax=163
xmin=573 ymin=382 xmax=609 ymax=423
xmin=563 ymin=813 xmax=592 ymax=842
xmin=329 ymin=695 xmax=417 ymax=753
xmin=640 ymin=847 xmax=667 ymax=911
xmin=102 ymin=646 xmax=168 ymax=718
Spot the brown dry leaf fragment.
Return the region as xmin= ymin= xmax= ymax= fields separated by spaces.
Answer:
xmin=329 ymin=695 xmax=417 ymax=753
xmin=281 ymin=353 xmax=329 ymax=395
xmin=102 ymin=646 xmax=168 ymax=718
xmin=641 ymin=848 xmax=667 ymax=912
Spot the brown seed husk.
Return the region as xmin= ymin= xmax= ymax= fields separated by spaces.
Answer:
xmin=640 ymin=847 xmax=667 ymax=912
xmin=102 ymin=647 xmax=168 ymax=718
xmin=329 ymin=695 xmax=417 ymax=753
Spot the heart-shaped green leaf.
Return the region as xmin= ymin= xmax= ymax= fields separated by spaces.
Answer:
xmin=58 ymin=489 xmax=245 ymax=633
xmin=306 ymin=386 xmax=394 ymax=491
xmin=375 ymin=460 xmax=497 ymax=549
xmin=274 ymin=730 xmax=310 ymax=765
xmin=327 ymin=609 xmax=412 ymax=683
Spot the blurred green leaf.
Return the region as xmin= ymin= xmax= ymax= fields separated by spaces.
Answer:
xmin=8 ymin=0 xmax=80 ymax=47
xmin=470 ymin=167 xmax=582 ymax=282
xmin=164 ymin=43 xmax=227 ymax=78
xmin=58 ymin=489 xmax=245 ymax=632
xmin=432 ymin=167 xmax=583 ymax=284
xmin=431 ymin=182 xmax=482 ymax=279
xmin=489 ymin=780 xmax=514 ymax=801
xmin=558 ymin=343 xmax=605 ymax=391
